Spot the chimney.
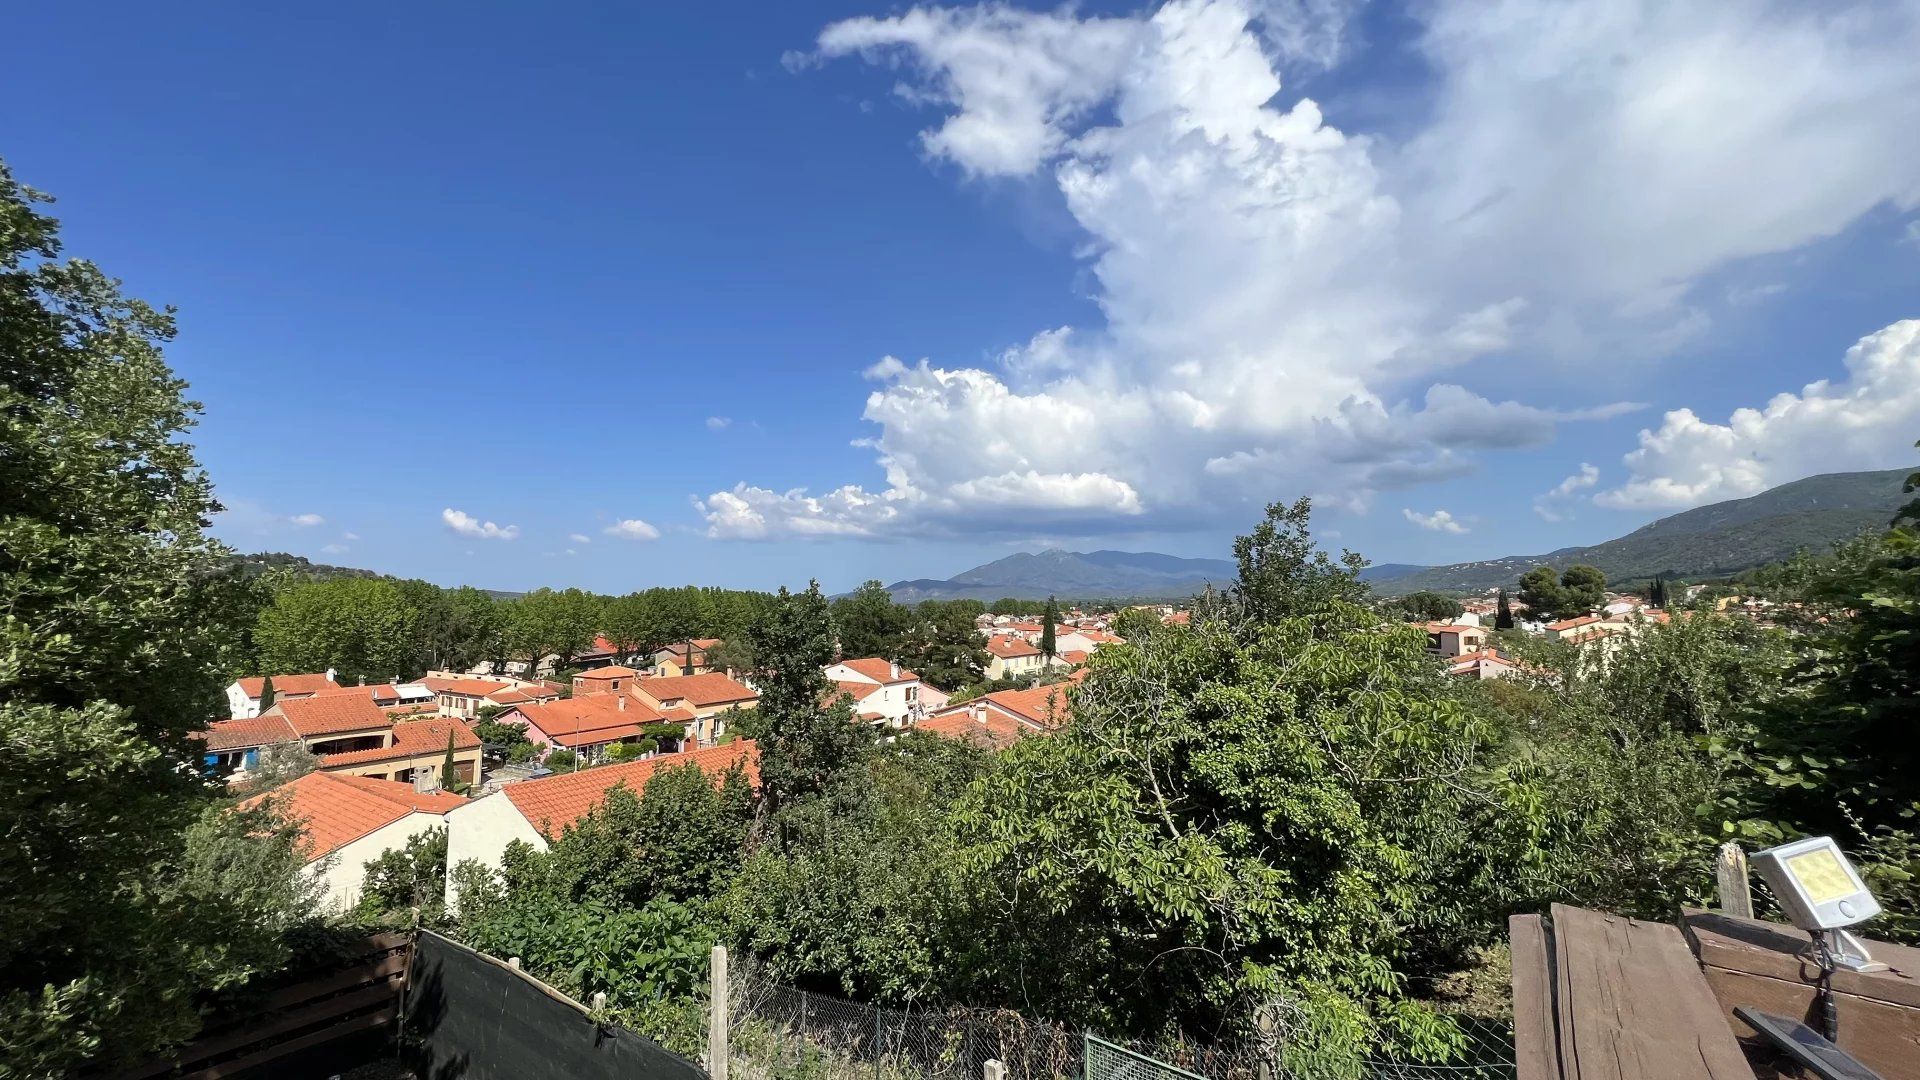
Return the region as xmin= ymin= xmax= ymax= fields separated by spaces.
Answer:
xmin=413 ymin=770 xmax=440 ymax=794
xmin=618 ymin=695 xmax=626 ymax=712
xmin=325 ymin=666 xmax=337 ymax=684
xmin=889 ymin=660 xmax=900 ymax=680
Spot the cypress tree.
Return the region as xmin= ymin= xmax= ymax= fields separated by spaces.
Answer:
xmin=1494 ymin=589 xmax=1515 ymax=630
xmin=1040 ymin=595 xmax=1058 ymax=660
xmin=258 ymin=674 xmax=277 ymax=714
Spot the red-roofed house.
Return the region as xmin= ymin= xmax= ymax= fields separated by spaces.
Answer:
xmin=822 ymin=658 xmax=950 ymax=726
xmin=275 ymin=694 xmax=395 ymax=755
xmin=572 ymin=665 xmax=640 ymax=696
xmin=242 ymin=771 xmax=465 ymax=911
xmin=1445 ymin=648 xmax=1523 ymax=680
xmin=496 ymin=694 xmax=693 ymax=763
xmin=226 ymin=671 xmax=340 ymax=719
xmin=197 ymin=714 xmax=301 ymax=779
xmin=422 ymin=675 xmax=518 ymax=719
xmin=630 ymin=673 xmax=759 ymax=746
xmin=444 ymin=740 xmax=758 ymax=903
xmin=1424 ymin=622 xmax=1488 ymax=657
xmin=648 ymin=639 xmax=724 ymax=677
xmin=983 ymin=635 xmax=1050 ymax=680
xmin=318 ymin=717 xmax=482 ymax=788
xmin=921 ymin=679 xmax=1074 ymax=745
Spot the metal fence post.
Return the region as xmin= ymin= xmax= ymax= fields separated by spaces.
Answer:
xmin=1716 ymin=842 xmax=1753 ymax=919
xmin=710 ymin=945 xmax=730 ymax=1080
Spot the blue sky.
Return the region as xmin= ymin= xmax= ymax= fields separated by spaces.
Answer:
xmin=6 ymin=0 xmax=1918 ymax=593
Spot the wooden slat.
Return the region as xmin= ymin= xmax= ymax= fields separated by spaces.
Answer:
xmin=115 ymin=980 xmax=401 ymax=1078
xmin=1511 ymin=914 xmax=1562 ymax=1080
xmin=1550 ymin=904 xmax=1755 ymax=1080
xmin=185 ymin=1007 xmax=393 ymax=1080
xmin=256 ymin=951 xmax=408 ymax=1012
xmin=1683 ymin=909 xmax=1920 ymax=1010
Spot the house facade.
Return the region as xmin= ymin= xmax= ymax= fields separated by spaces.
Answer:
xmin=648 ymin=639 xmax=723 ymax=677
xmin=629 ymin=673 xmax=759 ymax=747
xmin=983 ymin=635 xmax=1051 ymax=680
xmin=242 ymin=771 xmax=465 ymax=911
xmin=497 ymin=694 xmax=693 ymax=764
xmin=226 ymin=671 xmax=340 ymax=719
xmin=822 ymin=658 xmax=949 ymax=726
xmin=444 ymin=740 xmax=759 ymax=904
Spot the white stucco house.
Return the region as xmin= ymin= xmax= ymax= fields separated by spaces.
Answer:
xmin=241 ymin=770 xmax=466 ymax=912
xmin=444 ymin=740 xmax=759 ymax=906
xmin=822 ymin=658 xmax=949 ymax=726
xmin=226 ymin=670 xmax=340 ymax=719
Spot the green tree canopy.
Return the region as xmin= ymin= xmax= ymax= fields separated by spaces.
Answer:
xmin=0 ymin=159 xmax=316 ymax=1073
xmin=831 ymin=579 xmax=912 ymax=661
xmin=254 ymin=577 xmax=425 ymax=683
xmin=1230 ymin=497 xmax=1370 ymax=623
xmin=746 ymin=582 xmax=873 ymax=818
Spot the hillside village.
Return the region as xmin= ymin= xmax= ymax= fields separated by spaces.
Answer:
xmin=195 ymin=569 xmax=1772 ymax=916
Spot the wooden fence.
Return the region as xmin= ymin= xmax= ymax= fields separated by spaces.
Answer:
xmin=104 ymin=932 xmax=412 ymax=1080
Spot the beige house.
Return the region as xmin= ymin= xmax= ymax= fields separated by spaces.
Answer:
xmin=1425 ymin=622 xmax=1488 ymax=657
xmin=243 ymin=771 xmax=465 ymax=912
xmin=445 ymin=740 xmax=758 ymax=905
xmin=629 ymin=672 xmax=758 ymax=746
xmin=197 ymin=696 xmax=481 ymax=788
xmin=984 ymin=634 xmax=1050 ymax=680
xmin=648 ymin=639 xmax=723 ymax=677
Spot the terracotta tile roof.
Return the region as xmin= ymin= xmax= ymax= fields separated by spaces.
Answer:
xmin=1545 ymin=614 xmax=1604 ymax=632
xmin=198 ymin=714 xmax=298 ymax=751
xmin=836 ymin=658 xmax=918 ymax=684
xmin=975 ymin=682 xmax=1073 ymax=728
xmin=575 ymin=665 xmax=640 ymax=682
xmin=916 ymin=711 xmax=1028 ymax=750
xmin=582 ymin=636 xmax=619 ymax=656
xmin=236 ymin=673 xmax=339 ymax=698
xmin=1424 ymin=621 xmax=1482 ymax=634
xmin=486 ymin=685 xmax=562 ymax=706
xmin=985 ymin=635 xmax=1041 ymax=659
xmin=241 ymin=771 xmax=465 ymax=860
xmin=632 ymin=672 xmax=757 ymax=708
xmin=319 ymin=717 xmax=480 ymax=767
xmin=423 ymin=676 xmax=517 ymax=696
xmin=276 ymin=694 xmax=392 ymax=738
xmin=829 ymin=681 xmax=883 ymax=703
xmin=503 ymin=740 xmax=759 ymax=837
xmin=1059 ymin=650 xmax=1091 ymax=665
xmin=657 ymin=638 xmax=723 ymax=658
xmin=510 ymin=695 xmax=674 ymax=746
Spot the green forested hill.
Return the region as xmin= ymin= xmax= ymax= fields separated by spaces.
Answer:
xmin=1374 ymin=467 xmax=1913 ymax=594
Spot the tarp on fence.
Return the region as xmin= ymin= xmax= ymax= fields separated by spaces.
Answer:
xmin=402 ymin=930 xmax=707 ymax=1080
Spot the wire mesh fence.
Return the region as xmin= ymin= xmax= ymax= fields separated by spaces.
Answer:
xmin=722 ymin=955 xmax=1515 ymax=1080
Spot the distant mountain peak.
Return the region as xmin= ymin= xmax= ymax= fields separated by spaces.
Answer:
xmin=885 ymin=548 xmax=1235 ymax=602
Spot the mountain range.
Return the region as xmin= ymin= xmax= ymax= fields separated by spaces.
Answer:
xmin=884 ymin=467 xmax=1914 ymax=602
xmin=882 ymin=549 xmax=1237 ymax=603
xmin=1366 ymin=466 xmax=1912 ymax=595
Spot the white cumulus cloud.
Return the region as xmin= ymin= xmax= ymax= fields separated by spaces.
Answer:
xmin=289 ymin=513 xmax=324 ymax=527
xmin=1597 ymin=320 xmax=1920 ymax=510
xmin=711 ymin=0 xmax=1920 ymax=540
xmin=569 ymin=533 xmax=592 ymax=544
xmin=441 ymin=508 xmax=519 ymax=541
xmin=604 ymin=518 xmax=662 ymax=541
xmin=1403 ymin=508 xmax=1468 ymax=534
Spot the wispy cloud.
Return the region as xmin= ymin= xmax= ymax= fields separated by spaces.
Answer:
xmin=1533 ymin=463 xmax=1600 ymax=521
xmin=604 ymin=518 xmax=662 ymax=541
xmin=706 ymin=416 xmax=732 ymax=430
xmin=289 ymin=512 xmax=325 ymax=527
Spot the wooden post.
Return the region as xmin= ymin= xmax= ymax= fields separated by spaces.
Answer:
xmin=984 ymin=1059 xmax=1006 ymax=1080
xmin=1716 ymin=842 xmax=1753 ymax=919
xmin=507 ymin=956 xmax=521 ymax=971
xmin=709 ymin=945 xmax=729 ymax=1080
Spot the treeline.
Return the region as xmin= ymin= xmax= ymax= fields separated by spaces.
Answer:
xmin=240 ymin=574 xmax=1028 ymax=695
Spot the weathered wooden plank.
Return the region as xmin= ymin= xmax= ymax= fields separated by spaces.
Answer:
xmin=1550 ymin=904 xmax=1755 ymax=1080
xmin=255 ymin=951 xmax=408 ymax=1012
xmin=112 ymin=980 xmax=401 ymax=1078
xmin=185 ymin=1008 xmax=393 ymax=1080
xmin=1683 ymin=909 xmax=1920 ymax=1011
xmin=1700 ymin=965 xmax=1920 ymax=1080
xmin=1511 ymin=914 xmax=1562 ymax=1080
